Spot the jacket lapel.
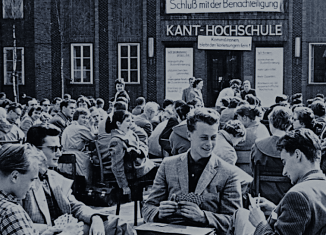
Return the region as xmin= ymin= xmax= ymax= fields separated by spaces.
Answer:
xmin=177 ymin=153 xmax=189 ymax=193
xmin=32 ymin=179 xmax=52 ymax=225
xmin=195 ymin=154 xmax=219 ymax=195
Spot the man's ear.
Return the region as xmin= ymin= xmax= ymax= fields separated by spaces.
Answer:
xmin=10 ymin=170 xmax=19 ymax=184
xmin=187 ymin=130 xmax=192 ymax=141
xmin=295 ymin=149 xmax=303 ymax=162
xmin=116 ymin=121 xmax=121 ymax=128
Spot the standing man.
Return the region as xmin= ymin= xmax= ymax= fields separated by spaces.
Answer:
xmin=24 ymin=124 xmax=134 ymax=235
xmin=49 ymin=99 xmax=76 ymax=134
xmin=142 ymin=108 xmax=243 ymax=234
xmin=240 ymin=80 xmax=256 ymax=100
xmin=182 ymin=77 xmax=195 ymax=103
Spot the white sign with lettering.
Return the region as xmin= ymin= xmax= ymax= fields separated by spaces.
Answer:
xmin=198 ymin=36 xmax=252 ymax=50
xmin=255 ymin=48 xmax=283 ymax=107
xmin=165 ymin=48 xmax=193 ymax=100
xmin=166 ymin=0 xmax=283 ymax=14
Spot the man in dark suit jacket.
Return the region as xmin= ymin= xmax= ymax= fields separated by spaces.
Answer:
xmin=49 ymin=99 xmax=76 ymax=134
xmin=229 ymin=128 xmax=326 ymax=235
xmin=182 ymin=77 xmax=195 ymax=103
xmin=134 ymin=102 xmax=159 ymax=138
xmin=143 ymin=108 xmax=243 ymax=235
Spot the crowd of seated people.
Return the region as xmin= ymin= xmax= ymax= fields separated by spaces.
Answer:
xmin=2 ymin=77 xmax=326 ymax=234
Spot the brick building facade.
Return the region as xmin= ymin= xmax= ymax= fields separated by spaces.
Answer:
xmin=0 ymin=0 xmax=325 ymax=108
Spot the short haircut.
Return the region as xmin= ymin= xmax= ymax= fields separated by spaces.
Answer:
xmin=228 ymin=97 xmax=241 ymax=108
xmin=73 ymin=108 xmax=90 ymax=121
xmin=96 ymin=98 xmax=104 ymax=106
xmin=268 ymin=106 xmax=293 ymax=131
xmin=187 ymin=108 xmax=220 ymax=133
xmin=293 ymin=107 xmax=315 ymax=130
xmin=60 ymin=99 xmax=76 ymax=111
xmin=221 ymin=98 xmax=230 ymax=107
xmin=189 ymin=77 xmax=195 ymax=82
xmin=26 ymin=124 xmax=61 ymax=149
xmin=89 ymin=106 xmax=98 ymax=113
xmin=235 ymin=104 xmax=262 ymax=120
xmin=163 ymin=99 xmax=174 ymax=109
xmin=223 ymin=120 xmax=246 ymax=138
xmin=192 ymin=78 xmax=203 ymax=88
xmin=173 ymin=100 xmax=186 ymax=110
xmin=245 ymin=94 xmax=259 ymax=106
xmin=7 ymin=103 xmax=22 ymax=113
xmin=311 ymin=101 xmax=326 ymax=117
xmin=64 ymin=94 xmax=71 ymax=100
xmin=230 ymin=79 xmax=242 ymax=86
xmin=77 ymin=97 xmax=91 ymax=108
xmin=135 ymin=97 xmax=146 ymax=106
xmin=0 ymin=144 xmax=45 ymax=177
xmin=52 ymin=97 xmax=62 ymax=105
xmin=115 ymin=78 xmax=125 ymax=86
xmin=144 ymin=102 xmax=159 ymax=114
xmin=275 ymin=95 xmax=288 ymax=104
xmin=243 ymin=80 xmax=250 ymax=85
xmin=0 ymin=92 xmax=6 ymax=99
xmin=316 ymin=93 xmax=324 ymax=99
xmin=28 ymin=106 xmax=43 ymax=117
xmin=105 ymin=110 xmax=131 ymax=133
xmin=176 ymin=104 xmax=191 ymax=121
xmin=277 ymin=128 xmax=321 ymax=163
xmin=114 ymin=101 xmax=127 ymax=111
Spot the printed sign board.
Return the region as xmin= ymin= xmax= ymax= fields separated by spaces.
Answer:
xmin=198 ymin=36 xmax=252 ymax=50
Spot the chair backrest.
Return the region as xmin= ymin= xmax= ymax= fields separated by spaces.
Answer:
xmin=236 ymin=150 xmax=252 ymax=175
xmin=58 ymin=153 xmax=77 ymax=192
xmin=0 ymin=140 xmax=21 ymax=145
xmin=160 ymin=138 xmax=171 ymax=158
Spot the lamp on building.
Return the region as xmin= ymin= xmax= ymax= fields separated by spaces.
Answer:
xmin=295 ymin=37 xmax=301 ymax=58
xmin=148 ymin=37 xmax=154 ymax=58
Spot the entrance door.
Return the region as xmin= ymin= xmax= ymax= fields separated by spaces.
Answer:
xmin=207 ymin=51 xmax=242 ymax=107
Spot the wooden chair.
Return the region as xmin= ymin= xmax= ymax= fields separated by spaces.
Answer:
xmin=0 ymin=140 xmax=22 ymax=145
xmin=160 ymin=138 xmax=171 ymax=158
xmin=236 ymin=150 xmax=252 ymax=175
xmin=57 ymin=153 xmax=77 ymax=193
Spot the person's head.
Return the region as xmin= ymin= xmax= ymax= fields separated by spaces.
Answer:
xmin=163 ymin=99 xmax=174 ymax=110
xmin=114 ymin=101 xmax=128 ymax=111
xmin=222 ymin=120 xmax=246 ymax=146
xmin=73 ymin=108 xmax=90 ymax=126
xmin=52 ymin=97 xmax=62 ymax=111
xmin=105 ymin=110 xmax=132 ymax=134
xmin=77 ymin=97 xmax=90 ymax=109
xmin=189 ymin=77 xmax=195 ymax=87
xmin=311 ymin=101 xmax=326 ymax=118
xmin=291 ymin=93 xmax=302 ymax=105
xmin=173 ymin=100 xmax=187 ymax=118
xmin=316 ymin=93 xmax=324 ymax=99
xmin=135 ymin=97 xmax=146 ymax=107
xmin=275 ymin=95 xmax=288 ymax=105
xmin=0 ymin=144 xmax=45 ymax=199
xmin=292 ymin=107 xmax=315 ymax=130
xmin=115 ymin=78 xmax=125 ymax=92
xmin=28 ymin=98 xmax=38 ymax=108
xmin=268 ymin=106 xmax=293 ymax=133
xmin=235 ymin=104 xmax=262 ymax=127
xmin=89 ymin=107 xmax=100 ymax=126
xmin=221 ymin=98 xmax=230 ymax=108
xmin=230 ymin=79 xmax=242 ymax=92
xmin=40 ymin=98 xmax=51 ymax=113
xmin=176 ymin=104 xmax=191 ymax=121
xmin=277 ymin=129 xmax=321 ymax=184
xmin=243 ymin=80 xmax=251 ymax=92
xmin=27 ymin=124 xmax=62 ymax=169
xmin=144 ymin=102 xmax=159 ymax=120
xmin=0 ymin=92 xmax=6 ymax=100
xmin=96 ymin=98 xmax=105 ymax=109
xmin=6 ymin=103 xmax=22 ymax=124
xmin=192 ymin=78 xmax=203 ymax=90
xmin=161 ymin=107 xmax=175 ymax=122
xmin=63 ymin=94 xmax=71 ymax=101
xmin=28 ymin=106 xmax=43 ymax=121
xmin=228 ymin=97 xmax=242 ymax=109
xmin=187 ymin=108 xmax=220 ymax=159
xmin=60 ymin=99 xmax=76 ymax=118
xmin=245 ymin=94 xmax=259 ymax=106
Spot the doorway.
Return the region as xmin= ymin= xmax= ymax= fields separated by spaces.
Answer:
xmin=207 ymin=51 xmax=242 ymax=107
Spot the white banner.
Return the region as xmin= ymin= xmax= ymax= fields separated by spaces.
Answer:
xmin=166 ymin=0 xmax=283 ymax=14
xmin=165 ymin=48 xmax=193 ymax=100
xmin=255 ymin=48 xmax=283 ymax=107
xmin=198 ymin=36 xmax=252 ymax=50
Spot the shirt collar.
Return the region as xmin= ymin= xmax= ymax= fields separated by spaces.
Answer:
xmin=0 ymin=190 xmax=19 ymax=204
xmin=296 ymin=169 xmax=326 ymax=184
xmin=187 ymin=151 xmax=210 ymax=166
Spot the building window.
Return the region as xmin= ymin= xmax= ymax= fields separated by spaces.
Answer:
xmin=309 ymin=43 xmax=326 ymax=83
xmin=118 ymin=43 xmax=140 ymax=84
xmin=71 ymin=44 xmax=93 ymax=84
xmin=3 ymin=47 xmax=24 ymax=85
xmin=3 ymin=0 xmax=24 ymax=19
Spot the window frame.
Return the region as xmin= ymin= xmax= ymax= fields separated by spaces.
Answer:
xmin=3 ymin=47 xmax=25 ymax=85
xmin=118 ymin=43 xmax=140 ymax=84
xmin=70 ymin=43 xmax=93 ymax=84
xmin=309 ymin=43 xmax=326 ymax=84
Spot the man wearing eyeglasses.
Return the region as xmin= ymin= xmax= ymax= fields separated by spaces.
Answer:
xmin=0 ymin=103 xmax=25 ymax=141
xmin=23 ymin=124 xmax=134 ymax=235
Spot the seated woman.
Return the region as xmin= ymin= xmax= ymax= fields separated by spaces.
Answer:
xmin=250 ymin=106 xmax=293 ymax=205
xmin=0 ymin=143 xmax=83 ymax=235
xmin=213 ymin=120 xmax=246 ymax=165
xmin=59 ymin=108 xmax=96 ymax=184
xmin=20 ymin=106 xmax=43 ymax=136
xmin=98 ymin=110 xmax=155 ymax=197
xmin=219 ymin=97 xmax=241 ymax=129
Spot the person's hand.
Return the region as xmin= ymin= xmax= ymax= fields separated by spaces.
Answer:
xmin=158 ymin=200 xmax=178 ymax=219
xmin=59 ymin=222 xmax=84 ymax=235
xmin=249 ymin=205 xmax=267 ymax=227
xmin=178 ymin=201 xmax=206 ymax=224
xmin=41 ymin=227 xmax=61 ymax=235
xmin=257 ymin=197 xmax=276 ymax=214
xmin=122 ymin=186 xmax=131 ymax=195
xmin=89 ymin=215 xmax=105 ymax=235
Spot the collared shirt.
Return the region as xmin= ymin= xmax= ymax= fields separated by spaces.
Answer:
xmin=187 ymin=152 xmax=210 ymax=193
xmin=0 ymin=190 xmax=36 ymax=235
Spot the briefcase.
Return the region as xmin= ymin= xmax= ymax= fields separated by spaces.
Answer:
xmin=135 ymin=223 xmax=215 ymax=235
